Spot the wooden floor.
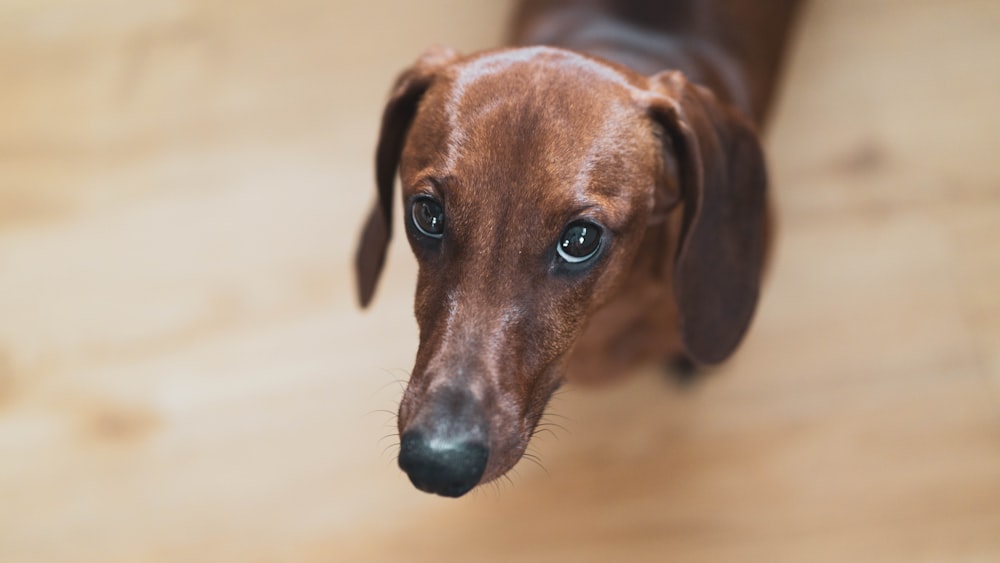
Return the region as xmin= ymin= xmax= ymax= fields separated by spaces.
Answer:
xmin=1 ymin=1 xmax=999 ymax=561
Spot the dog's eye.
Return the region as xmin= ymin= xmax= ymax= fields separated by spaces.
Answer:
xmin=412 ymin=197 xmax=445 ymax=238
xmin=557 ymin=221 xmax=602 ymax=263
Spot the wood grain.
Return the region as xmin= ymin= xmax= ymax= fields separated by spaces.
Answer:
xmin=1 ymin=0 xmax=998 ymax=561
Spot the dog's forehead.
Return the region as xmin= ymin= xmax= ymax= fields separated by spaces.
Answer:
xmin=442 ymin=47 xmax=647 ymax=158
xmin=403 ymin=47 xmax=657 ymax=225
xmin=449 ymin=46 xmax=641 ymax=99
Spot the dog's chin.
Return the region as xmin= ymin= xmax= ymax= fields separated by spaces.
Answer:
xmin=472 ymin=431 xmax=536 ymax=491
xmin=472 ymin=384 xmax=564 ymax=491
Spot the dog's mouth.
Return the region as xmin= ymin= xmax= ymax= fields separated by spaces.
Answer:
xmin=476 ymin=435 xmax=533 ymax=486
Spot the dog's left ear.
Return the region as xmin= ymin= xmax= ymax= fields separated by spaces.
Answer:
xmin=355 ymin=46 xmax=458 ymax=308
xmin=645 ymin=71 xmax=768 ymax=365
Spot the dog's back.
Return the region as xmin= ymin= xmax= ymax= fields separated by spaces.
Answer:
xmin=510 ymin=0 xmax=801 ymax=123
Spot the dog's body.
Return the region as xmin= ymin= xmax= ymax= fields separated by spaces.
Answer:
xmin=356 ymin=0 xmax=800 ymax=497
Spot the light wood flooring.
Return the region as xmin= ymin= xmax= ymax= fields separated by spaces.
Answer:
xmin=1 ymin=0 xmax=998 ymax=561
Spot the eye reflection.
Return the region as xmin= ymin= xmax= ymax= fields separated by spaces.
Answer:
xmin=557 ymin=221 xmax=602 ymax=263
xmin=412 ymin=197 xmax=444 ymax=238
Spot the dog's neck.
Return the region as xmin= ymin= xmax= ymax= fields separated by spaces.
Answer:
xmin=510 ymin=0 xmax=801 ymax=124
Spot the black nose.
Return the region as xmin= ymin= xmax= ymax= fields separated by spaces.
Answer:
xmin=398 ymin=430 xmax=489 ymax=497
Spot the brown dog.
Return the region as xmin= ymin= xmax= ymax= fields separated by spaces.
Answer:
xmin=356 ymin=0 xmax=800 ymax=497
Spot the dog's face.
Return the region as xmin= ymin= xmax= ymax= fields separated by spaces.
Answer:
xmin=395 ymin=48 xmax=668 ymax=494
xmin=356 ymin=46 xmax=767 ymax=497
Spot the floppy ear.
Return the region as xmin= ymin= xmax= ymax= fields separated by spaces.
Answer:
xmin=646 ymin=71 xmax=768 ymax=365
xmin=355 ymin=46 xmax=458 ymax=307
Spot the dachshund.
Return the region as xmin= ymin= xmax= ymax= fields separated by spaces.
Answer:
xmin=355 ymin=0 xmax=800 ymax=497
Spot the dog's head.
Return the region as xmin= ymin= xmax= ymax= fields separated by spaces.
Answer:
xmin=355 ymin=46 xmax=766 ymax=497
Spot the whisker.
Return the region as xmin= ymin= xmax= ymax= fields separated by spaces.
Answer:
xmin=541 ymin=411 xmax=574 ymax=422
xmin=482 ymin=479 xmax=501 ymax=498
xmin=381 ymin=441 xmax=400 ymax=459
xmin=531 ymin=426 xmax=560 ymax=441
xmin=368 ymin=369 xmax=412 ymax=400
xmin=370 ymin=379 xmax=402 ymax=397
xmin=377 ymin=432 xmax=400 ymax=446
xmin=521 ymin=451 xmax=550 ymax=477
xmin=501 ymin=471 xmax=516 ymax=492
xmin=536 ymin=421 xmax=571 ymax=437
xmin=550 ymin=386 xmax=571 ymax=400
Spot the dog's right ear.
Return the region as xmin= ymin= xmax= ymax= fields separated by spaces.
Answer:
xmin=355 ymin=46 xmax=458 ymax=308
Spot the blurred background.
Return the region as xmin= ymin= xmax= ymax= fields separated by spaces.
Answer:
xmin=1 ymin=0 xmax=999 ymax=561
